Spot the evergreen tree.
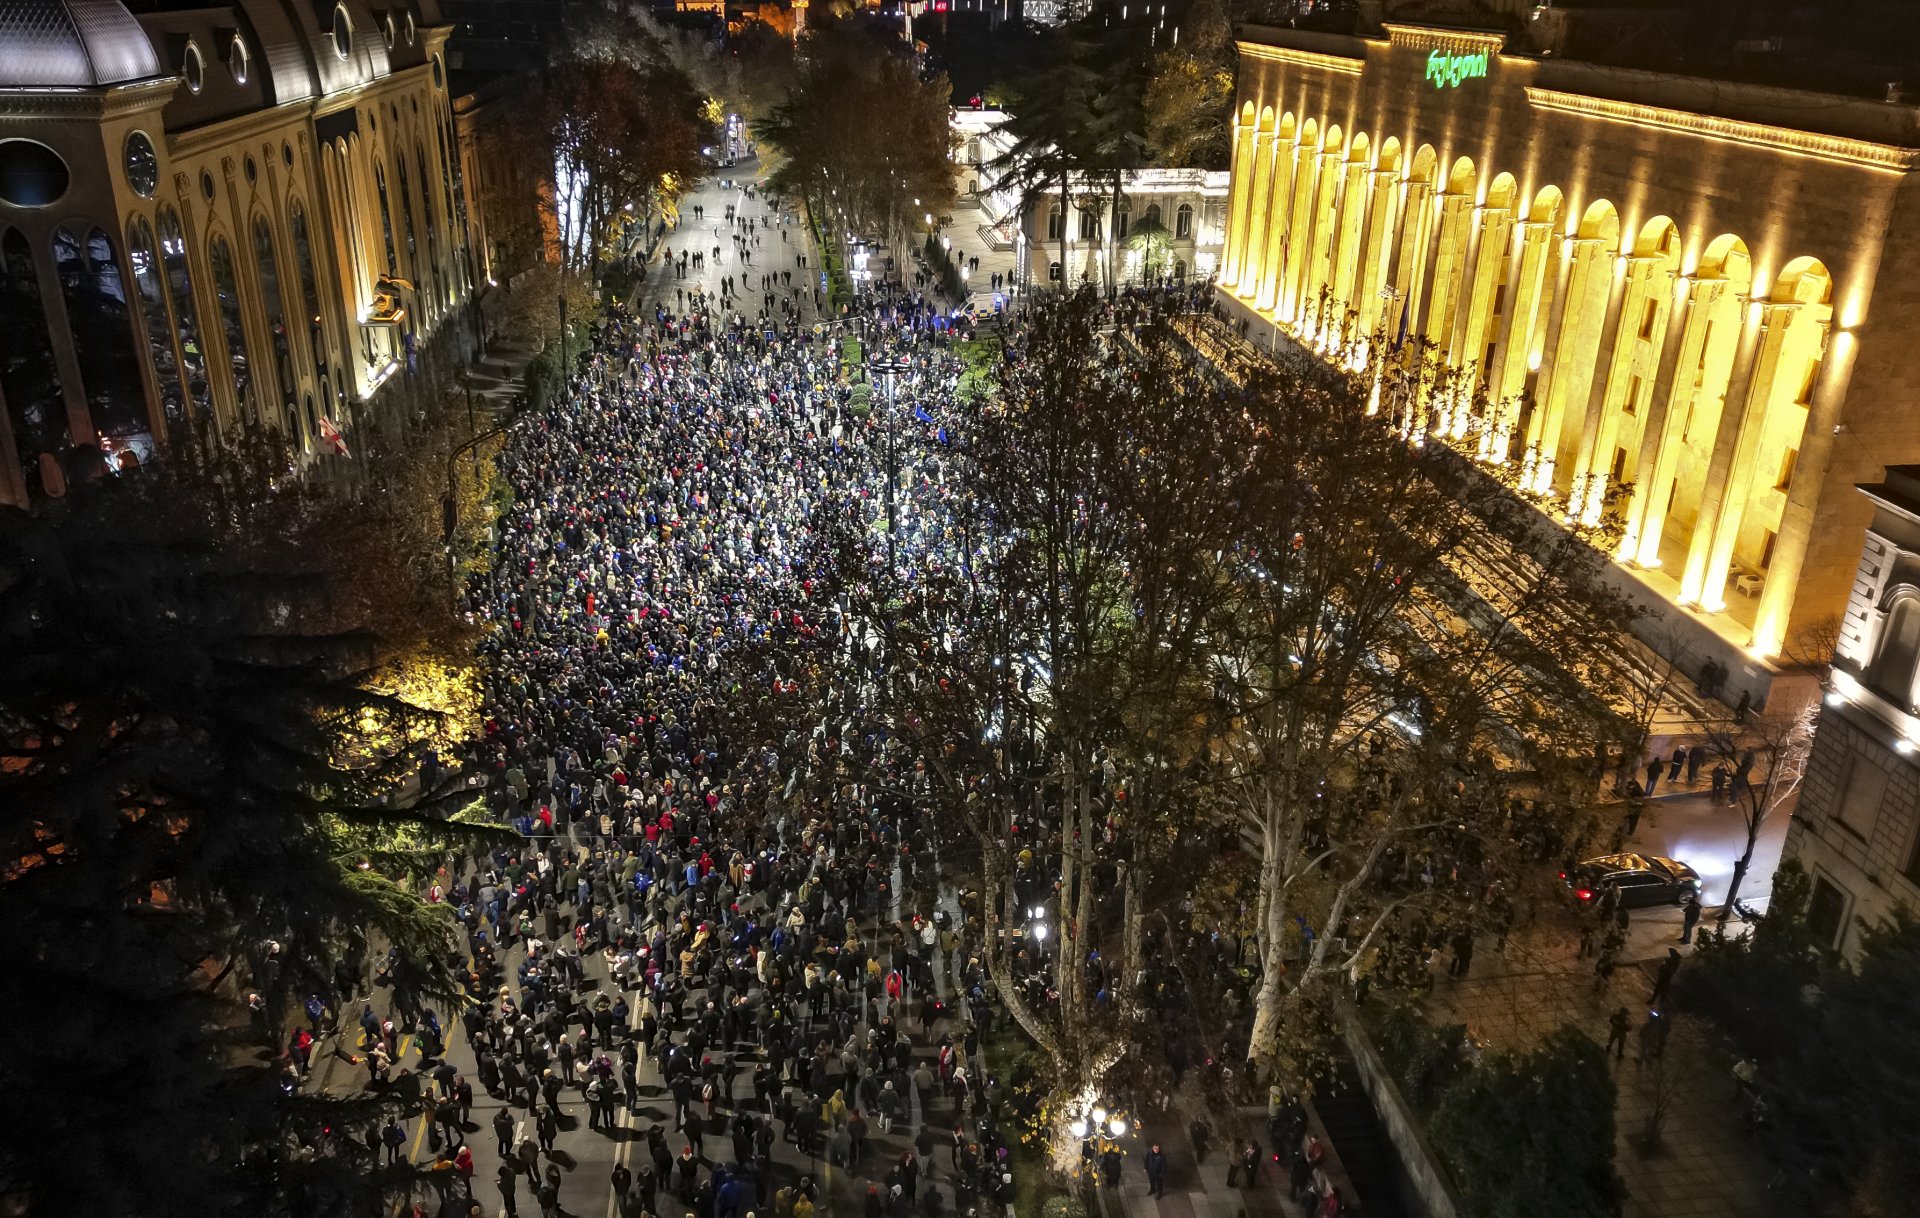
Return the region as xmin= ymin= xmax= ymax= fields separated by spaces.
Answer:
xmin=0 ymin=476 xmax=484 ymax=1217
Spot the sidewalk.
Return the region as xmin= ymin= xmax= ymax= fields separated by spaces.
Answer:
xmin=1418 ymin=905 xmax=1790 ymax=1218
xmin=935 ymin=196 xmax=1023 ymax=314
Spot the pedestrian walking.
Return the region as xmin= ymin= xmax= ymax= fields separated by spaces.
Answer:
xmin=1606 ymin=1006 xmax=1630 ymax=1061
xmin=1650 ymin=947 xmax=1682 ymax=1008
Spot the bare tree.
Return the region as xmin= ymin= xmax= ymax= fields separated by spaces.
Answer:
xmin=820 ymin=294 xmax=1251 ymax=1159
xmin=1203 ymin=338 xmax=1645 ymax=1077
xmin=1695 ymin=699 xmax=1818 ymax=925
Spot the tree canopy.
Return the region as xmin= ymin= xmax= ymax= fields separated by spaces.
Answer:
xmin=0 ymin=475 xmax=487 ymax=1216
xmin=755 ymin=17 xmax=956 ymax=243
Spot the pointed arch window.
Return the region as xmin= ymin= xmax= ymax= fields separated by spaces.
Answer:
xmin=54 ymin=227 xmax=151 ymax=443
xmin=395 ymin=154 xmax=418 ymax=277
xmin=0 ymin=229 xmax=69 ymax=492
xmin=375 ymin=163 xmax=399 ymax=274
xmin=207 ymin=235 xmax=255 ymax=426
xmin=127 ymin=217 xmax=186 ymax=429
xmin=252 ymin=215 xmax=298 ymax=443
xmin=417 ymin=142 xmax=443 ymax=304
xmin=156 ymin=207 xmax=215 ymax=425
xmin=289 ymin=201 xmax=324 ymax=378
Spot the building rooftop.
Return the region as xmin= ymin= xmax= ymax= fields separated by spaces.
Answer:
xmin=0 ymin=0 xmax=161 ymax=88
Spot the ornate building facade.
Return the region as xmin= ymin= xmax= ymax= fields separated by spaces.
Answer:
xmin=1219 ymin=22 xmax=1920 ymax=672
xmin=0 ymin=0 xmax=485 ymax=507
xmin=1786 ymin=468 xmax=1920 ymax=955
xmin=954 ymin=109 xmax=1229 ymax=292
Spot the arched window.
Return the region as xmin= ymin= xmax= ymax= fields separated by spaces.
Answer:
xmin=395 ymin=154 xmax=418 ymax=278
xmin=417 ymin=142 xmax=443 ymax=305
xmin=156 ymin=207 xmax=214 ymax=424
xmin=435 ymin=116 xmax=461 ymax=236
xmin=1113 ymin=201 xmax=1130 ymax=242
xmin=1144 ymin=202 xmax=1162 ymax=227
xmin=289 ymin=202 xmax=324 ymax=374
xmin=1175 ymin=203 xmax=1194 ymax=240
xmin=126 ymin=217 xmax=185 ymax=427
xmin=252 ymin=216 xmax=297 ymax=444
xmin=1046 ymin=206 xmax=1062 ymax=242
xmin=53 ymin=228 xmax=151 ymax=443
xmin=0 ymin=229 xmax=69 ymax=492
xmin=1872 ymin=593 xmax=1920 ymax=709
xmin=1078 ymin=207 xmax=1098 ymax=240
xmin=374 ymin=163 xmax=398 ymax=274
xmin=207 ymin=235 xmax=255 ymax=425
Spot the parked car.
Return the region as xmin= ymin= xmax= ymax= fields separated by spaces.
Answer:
xmin=1562 ymin=853 xmax=1702 ymax=908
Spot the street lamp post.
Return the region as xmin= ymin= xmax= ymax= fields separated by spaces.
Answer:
xmin=869 ymin=351 xmax=912 ymax=575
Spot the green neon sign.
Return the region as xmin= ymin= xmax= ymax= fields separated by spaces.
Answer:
xmin=1426 ymin=49 xmax=1489 ymax=89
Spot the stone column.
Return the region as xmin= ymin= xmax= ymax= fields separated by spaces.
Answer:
xmin=1751 ymin=314 xmax=1845 ymax=655
xmin=1681 ymin=298 xmax=1794 ymax=611
xmin=1255 ymin=142 xmax=1296 ymax=314
xmin=1221 ymin=119 xmax=1257 ymax=290
xmin=1280 ymin=141 xmax=1320 ymax=323
xmin=1239 ymin=128 xmax=1278 ymax=302
xmin=1568 ymin=253 xmax=1663 ymax=524
xmin=1351 ymin=166 xmax=1400 ymax=346
xmin=1529 ymin=234 xmax=1610 ymax=498
xmin=1487 ymin=218 xmax=1555 ymax=465
xmin=1624 ymin=274 xmax=1716 ymax=566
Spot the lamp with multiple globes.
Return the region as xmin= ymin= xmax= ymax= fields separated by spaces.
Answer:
xmin=1067 ymin=1103 xmax=1127 ymax=1142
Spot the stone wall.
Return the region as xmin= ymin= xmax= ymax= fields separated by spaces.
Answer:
xmin=1785 ymin=697 xmax=1920 ymax=955
xmin=1338 ymin=1008 xmax=1462 ymax=1218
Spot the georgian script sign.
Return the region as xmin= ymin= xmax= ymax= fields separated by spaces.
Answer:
xmin=1426 ymin=49 xmax=1489 ymax=89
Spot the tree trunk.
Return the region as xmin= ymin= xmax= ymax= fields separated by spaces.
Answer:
xmin=1058 ymin=170 xmax=1070 ymax=293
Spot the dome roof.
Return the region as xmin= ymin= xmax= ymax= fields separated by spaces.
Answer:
xmin=0 ymin=0 xmax=162 ymax=88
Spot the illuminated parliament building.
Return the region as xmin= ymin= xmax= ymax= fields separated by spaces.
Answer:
xmin=1218 ymin=17 xmax=1920 ymax=681
xmin=0 ymin=0 xmax=489 ymax=508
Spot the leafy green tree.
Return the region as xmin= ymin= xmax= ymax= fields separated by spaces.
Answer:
xmin=1430 ymin=1027 xmax=1625 ymax=1218
xmin=1142 ymin=0 xmax=1236 ymax=168
xmin=528 ymin=29 xmax=714 ymax=272
xmin=0 ymin=476 xmax=487 ymax=1217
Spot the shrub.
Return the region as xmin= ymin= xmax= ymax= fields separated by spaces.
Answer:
xmin=1429 ymin=1026 xmax=1624 ymax=1218
xmin=1376 ymin=1003 xmax=1470 ymax=1110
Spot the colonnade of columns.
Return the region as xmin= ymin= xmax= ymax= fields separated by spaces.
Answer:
xmin=1218 ymin=100 xmax=1848 ymax=654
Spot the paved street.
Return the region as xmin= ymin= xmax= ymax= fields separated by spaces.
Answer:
xmin=634 ymin=157 xmax=829 ymax=329
xmin=303 ymin=165 xmax=997 ymax=1218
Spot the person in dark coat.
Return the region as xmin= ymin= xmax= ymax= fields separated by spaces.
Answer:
xmin=1143 ymin=1144 xmax=1168 ymax=1198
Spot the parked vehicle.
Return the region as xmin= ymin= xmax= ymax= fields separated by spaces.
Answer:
xmin=1562 ymin=852 xmax=1702 ymax=907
